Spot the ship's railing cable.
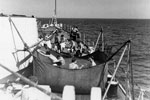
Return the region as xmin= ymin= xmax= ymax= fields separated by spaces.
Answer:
xmin=8 ymin=16 xmax=19 ymax=64
xmin=107 ymin=40 xmax=150 ymax=100
xmin=101 ymin=27 xmax=104 ymax=52
xmin=107 ymin=62 xmax=150 ymax=100
xmin=0 ymin=63 xmax=62 ymax=100
xmin=125 ymin=41 xmax=133 ymax=100
xmin=94 ymin=27 xmax=103 ymax=51
xmin=106 ymin=40 xmax=131 ymax=62
xmin=128 ymin=42 xmax=135 ymax=100
xmin=8 ymin=16 xmax=34 ymax=68
xmin=103 ymin=40 xmax=135 ymax=100
xmin=8 ymin=16 xmax=30 ymax=51
xmin=16 ymin=29 xmax=57 ymax=67
xmin=102 ymin=44 xmax=128 ymax=100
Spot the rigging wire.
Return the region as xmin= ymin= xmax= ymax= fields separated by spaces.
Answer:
xmin=8 ymin=16 xmax=30 ymax=51
xmin=106 ymin=40 xmax=150 ymax=99
xmin=8 ymin=16 xmax=19 ymax=64
xmin=8 ymin=16 xmax=33 ymax=68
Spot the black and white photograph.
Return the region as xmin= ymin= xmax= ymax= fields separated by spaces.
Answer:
xmin=0 ymin=0 xmax=150 ymax=100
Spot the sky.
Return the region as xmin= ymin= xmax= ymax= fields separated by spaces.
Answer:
xmin=0 ymin=0 xmax=150 ymax=19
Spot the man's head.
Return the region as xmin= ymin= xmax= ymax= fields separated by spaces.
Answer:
xmin=71 ymin=57 xmax=77 ymax=63
xmin=46 ymin=51 xmax=51 ymax=55
xmin=56 ymin=55 xmax=61 ymax=59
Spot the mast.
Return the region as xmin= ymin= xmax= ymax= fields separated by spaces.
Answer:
xmin=50 ymin=0 xmax=57 ymax=26
xmin=53 ymin=0 xmax=57 ymax=26
xmin=55 ymin=0 xmax=57 ymax=16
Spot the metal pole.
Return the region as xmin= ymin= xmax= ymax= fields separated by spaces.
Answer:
xmin=128 ymin=42 xmax=135 ymax=100
xmin=9 ymin=17 xmax=19 ymax=63
xmin=94 ymin=32 xmax=102 ymax=51
xmin=54 ymin=0 xmax=57 ymax=25
xmin=0 ymin=63 xmax=62 ymax=100
xmin=102 ymin=45 xmax=128 ymax=100
xmin=9 ymin=17 xmax=28 ymax=49
xmin=101 ymin=32 xmax=104 ymax=52
xmin=126 ymin=42 xmax=132 ymax=100
xmin=55 ymin=0 xmax=57 ymax=16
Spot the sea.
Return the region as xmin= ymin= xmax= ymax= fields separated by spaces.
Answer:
xmin=38 ymin=18 xmax=150 ymax=99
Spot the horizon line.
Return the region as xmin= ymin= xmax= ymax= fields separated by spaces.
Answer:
xmin=1 ymin=13 xmax=150 ymax=20
xmin=37 ymin=17 xmax=150 ymax=20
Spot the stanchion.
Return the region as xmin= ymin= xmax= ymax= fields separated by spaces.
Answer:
xmin=91 ymin=87 xmax=102 ymax=100
xmin=62 ymin=85 xmax=75 ymax=100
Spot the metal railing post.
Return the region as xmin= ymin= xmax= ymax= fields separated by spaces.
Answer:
xmin=102 ymin=45 xmax=128 ymax=100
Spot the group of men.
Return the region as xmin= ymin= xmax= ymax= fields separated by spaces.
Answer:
xmin=69 ymin=57 xmax=96 ymax=69
xmin=38 ymin=26 xmax=96 ymax=69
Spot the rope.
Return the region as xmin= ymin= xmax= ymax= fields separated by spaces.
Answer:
xmin=8 ymin=16 xmax=34 ymax=69
xmin=8 ymin=16 xmax=29 ymax=51
xmin=23 ymin=51 xmax=26 ymax=68
xmin=129 ymin=43 xmax=135 ymax=100
xmin=9 ymin=17 xmax=25 ymax=44
xmin=106 ymin=40 xmax=131 ymax=62
xmin=8 ymin=16 xmax=19 ymax=63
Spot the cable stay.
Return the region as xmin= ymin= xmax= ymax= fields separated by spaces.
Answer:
xmin=8 ymin=16 xmax=33 ymax=69
xmin=94 ymin=27 xmax=104 ymax=52
xmin=8 ymin=16 xmax=19 ymax=64
xmin=8 ymin=17 xmax=30 ymax=51
xmin=102 ymin=40 xmax=134 ymax=100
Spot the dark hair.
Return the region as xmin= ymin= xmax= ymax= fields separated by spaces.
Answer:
xmin=44 ymin=44 xmax=47 ymax=47
xmin=75 ymin=26 xmax=78 ymax=28
xmin=56 ymin=55 xmax=61 ymax=58
xmin=39 ymin=35 xmax=43 ymax=39
xmin=71 ymin=57 xmax=76 ymax=62
xmin=46 ymin=51 xmax=51 ymax=55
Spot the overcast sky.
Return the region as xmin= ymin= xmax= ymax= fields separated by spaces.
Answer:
xmin=0 ymin=0 xmax=150 ymax=19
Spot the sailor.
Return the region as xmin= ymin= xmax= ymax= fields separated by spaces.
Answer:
xmin=73 ymin=26 xmax=79 ymax=33
xmin=60 ymin=35 xmax=66 ymax=43
xmin=70 ymin=40 xmax=77 ymax=53
xmin=38 ymin=34 xmax=52 ymax=49
xmin=71 ymin=27 xmax=77 ymax=41
xmin=54 ymin=55 xmax=65 ymax=66
xmin=38 ymin=35 xmax=44 ymax=47
xmin=69 ymin=58 xmax=84 ymax=69
xmin=60 ymin=42 xmax=66 ymax=52
xmin=45 ymin=51 xmax=59 ymax=66
xmin=38 ymin=49 xmax=59 ymax=66
xmin=71 ymin=26 xmax=81 ymax=41
xmin=75 ymin=46 xmax=82 ymax=57
xmin=78 ymin=41 xmax=85 ymax=53
xmin=44 ymin=34 xmax=52 ymax=49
